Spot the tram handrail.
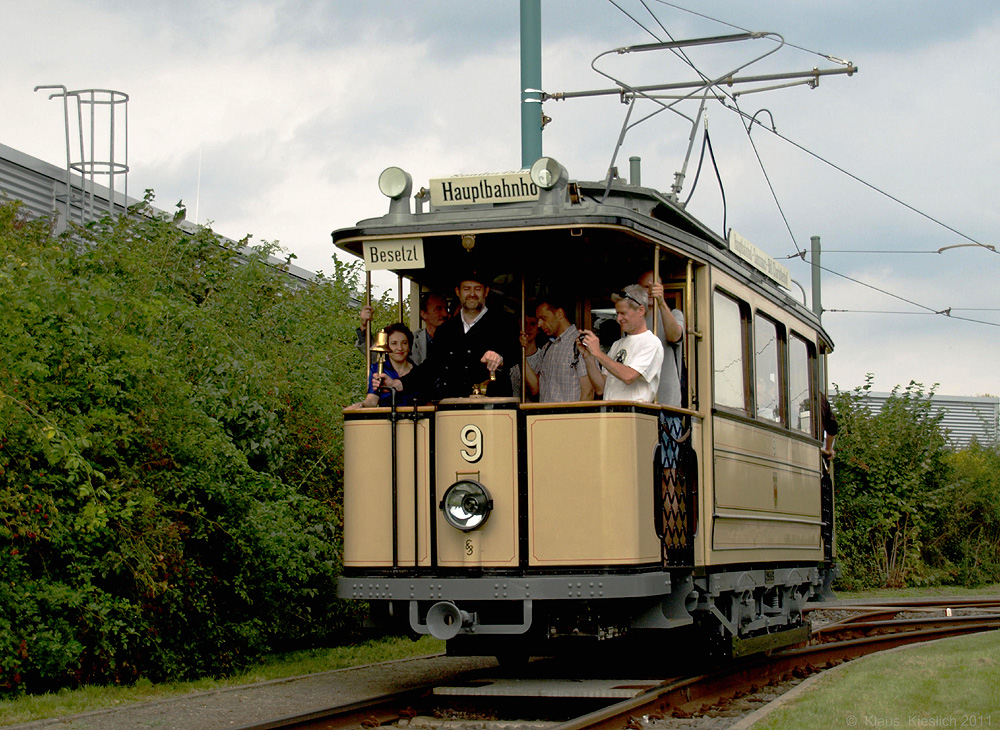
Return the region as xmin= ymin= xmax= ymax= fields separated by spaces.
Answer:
xmin=344 ymin=400 xmax=704 ymax=418
xmin=519 ymin=400 xmax=703 ymax=419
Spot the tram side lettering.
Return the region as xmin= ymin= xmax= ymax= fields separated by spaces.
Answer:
xmin=430 ymin=173 xmax=540 ymax=206
xmin=364 ymin=238 xmax=425 ymax=270
xmin=367 ymin=245 xmax=420 ymax=264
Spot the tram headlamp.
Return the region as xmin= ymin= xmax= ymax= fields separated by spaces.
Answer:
xmin=440 ymin=480 xmax=493 ymax=532
xmin=378 ymin=166 xmax=414 ymax=217
xmin=529 ymin=157 xmax=567 ymax=190
xmin=378 ymin=166 xmax=412 ymax=199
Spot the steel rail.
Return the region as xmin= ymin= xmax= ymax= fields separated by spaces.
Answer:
xmin=229 ymin=684 xmax=435 ymax=730
xmin=813 ymin=613 xmax=1000 ymax=640
xmin=232 ymin=609 xmax=1000 ymax=730
xmin=548 ymin=619 xmax=1000 ymax=730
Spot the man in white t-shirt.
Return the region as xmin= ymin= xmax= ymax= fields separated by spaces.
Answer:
xmin=578 ymin=284 xmax=663 ymax=402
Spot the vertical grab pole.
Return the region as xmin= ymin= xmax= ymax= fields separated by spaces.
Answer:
xmin=365 ymin=271 xmax=372 ymax=378
xmin=398 ymin=274 xmax=404 ymax=322
xmin=390 ymin=388 xmax=398 ymax=569
xmin=685 ymin=259 xmax=695 ymax=410
xmin=652 ymin=247 xmax=660 ymax=337
xmin=521 ymin=274 xmax=527 ymax=401
xmin=651 ymin=246 xmax=660 ymax=404
xmin=413 ymin=408 xmax=420 ymax=568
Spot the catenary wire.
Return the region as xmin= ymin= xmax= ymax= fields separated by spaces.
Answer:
xmin=727 ymin=103 xmax=999 ymax=255
xmin=828 ymin=309 xmax=1000 ymax=314
xmin=818 ymin=265 xmax=1000 ymax=328
xmin=637 ymin=0 xmax=995 ymax=255
xmin=605 ymin=1 xmax=999 ymax=327
xmin=650 ymin=0 xmax=855 ymax=65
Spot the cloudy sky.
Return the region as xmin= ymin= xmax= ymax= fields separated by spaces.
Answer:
xmin=4 ymin=0 xmax=998 ymax=397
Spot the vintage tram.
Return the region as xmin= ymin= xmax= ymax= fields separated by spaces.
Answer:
xmin=334 ymin=158 xmax=836 ymax=659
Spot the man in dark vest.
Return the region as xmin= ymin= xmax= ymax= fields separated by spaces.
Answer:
xmin=377 ymin=270 xmax=517 ymax=400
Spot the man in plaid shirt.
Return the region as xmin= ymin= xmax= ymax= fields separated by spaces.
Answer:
xmin=522 ymin=296 xmax=594 ymax=403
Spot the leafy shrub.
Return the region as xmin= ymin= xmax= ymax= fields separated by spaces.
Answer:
xmin=831 ymin=377 xmax=950 ymax=589
xmin=0 ymin=198 xmax=367 ymax=695
xmin=926 ymin=442 xmax=1000 ymax=586
xmin=831 ymin=377 xmax=1000 ymax=591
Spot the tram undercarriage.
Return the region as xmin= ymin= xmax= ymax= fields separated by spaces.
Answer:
xmin=344 ymin=562 xmax=829 ymax=659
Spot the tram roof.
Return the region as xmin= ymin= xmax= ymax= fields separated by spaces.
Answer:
xmin=332 ymin=167 xmax=830 ymax=343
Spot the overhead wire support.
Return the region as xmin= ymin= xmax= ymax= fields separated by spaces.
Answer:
xmin=600 ymin=2 xmax=998 ymax=330
xmin=587 ymin=32 xmax=788 ymax=201
xmin=541 ymin=64 xmax=856 ymax=102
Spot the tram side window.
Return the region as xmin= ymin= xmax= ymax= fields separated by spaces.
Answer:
xmin=788 ymin=334 xmax=815 ymax=435
xmin=753 ymin=313 xmax=783 ymax=424
xmin=712 ymin=290 xmax=748 ymax=413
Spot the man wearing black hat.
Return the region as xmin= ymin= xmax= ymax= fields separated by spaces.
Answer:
xmin=380 ymin=271 xmax=517 ymax=400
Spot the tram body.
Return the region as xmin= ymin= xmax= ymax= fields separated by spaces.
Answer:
xmin=335 ymin=163 xmax=835 ymax=658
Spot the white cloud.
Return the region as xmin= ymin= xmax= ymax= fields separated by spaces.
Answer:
xmin=3 ymin=0 xmax=998 ymax=397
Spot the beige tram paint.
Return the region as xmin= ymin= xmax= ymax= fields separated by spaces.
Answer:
xmin=342 ymin=411 xmax=433 ymax=567
xmin=713 ymin=417 xmax=821 ymax=516
xmin=701 ymin=267 xmax=827 ymax=565
xmin=435 ymin=406 xmax=519 ymax=567
xmin=525 ymin=408 xmax=661 ymax=566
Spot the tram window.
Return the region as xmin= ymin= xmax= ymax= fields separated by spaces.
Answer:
xmin=753 ymin=314 xmax=783 ymax=424
xmin=788 ymin=334 xmax=815 ymax=435
xmin=712 ymin=290 xmax=748 ymax=413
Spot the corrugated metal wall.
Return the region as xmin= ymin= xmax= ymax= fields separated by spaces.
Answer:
xmin=0 ymin=146 xmax=60 ymax=219
xmin=1 ymin=142 xmax=316 ymax=287
xmin=859 ymin=392 xmax=999 ymax=449
xmin=0 ymin=142 xmax=130 ymax=226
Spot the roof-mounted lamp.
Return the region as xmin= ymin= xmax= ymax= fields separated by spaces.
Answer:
xmin=529 ymin=157 xmax=569 ymax=208
xmin=378 ymin=166 xmax=413 ymax=216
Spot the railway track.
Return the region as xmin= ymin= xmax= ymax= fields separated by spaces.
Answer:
xmin=233 ymin=598 xmax=1000 ymax=730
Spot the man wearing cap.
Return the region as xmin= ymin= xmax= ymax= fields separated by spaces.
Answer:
xmin=386 ymin=271 xmax=517 ymax=400
xmin=578 ymin=284 xmax=663 ymax=403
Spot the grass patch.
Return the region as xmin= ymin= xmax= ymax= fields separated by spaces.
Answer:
xmin=0 ymin=635 xmax=444 ymax=726
xmin=751 ymin=630 xmax=1000 ymax=729
xmin=834 ymin=582 xmax=1000 ymax=600
xmin=4 ymin=586 xmax=998 ymax=726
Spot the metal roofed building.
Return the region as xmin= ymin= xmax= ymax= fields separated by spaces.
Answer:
xmin=0 ymin=140 xmax=317 ymax=288
xmin=857 ymin=391 xmax=1000 ymax=450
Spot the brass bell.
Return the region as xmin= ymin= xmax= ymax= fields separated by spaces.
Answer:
xmin=370 ymin=329 xmax=391 ymax=376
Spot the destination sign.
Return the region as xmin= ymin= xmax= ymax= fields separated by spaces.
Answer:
xmin=364 ymin=238 xmax=425 ymax=272
xmin=727 ymin=230 xmax=791 ymax=289
xmin=430 ymin=171 xmax=539 ymax=207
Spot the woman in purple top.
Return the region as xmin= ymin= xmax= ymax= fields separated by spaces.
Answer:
xmin=360 ymin=323 xmax=419 ymax=407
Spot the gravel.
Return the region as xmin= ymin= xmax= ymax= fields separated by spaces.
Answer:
xmin=6 ymin=654 xmax=496 ymax=730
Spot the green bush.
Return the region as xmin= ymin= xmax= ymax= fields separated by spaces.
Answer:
xmin=831 ymin=377 xmax=1000 ymax=590
xmin=0 ymin=198 xmax=368 ymax=695
xmin=831 ymin=377 xmax=950 ymax=589
xmin=926 ymin=442 xmax=1000 ymax=586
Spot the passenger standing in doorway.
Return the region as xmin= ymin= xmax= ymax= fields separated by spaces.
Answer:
xmin=638 ymin=270 xmax=685 ymax=407
xmin=356 ymin=292 xmax=448 ymax=366
xmin=821 ymin=393 xmax=839 ymax=461
xmin=639 ymin=271 xmax=687 ymax=497
xmin=578 ymin=284 xmax=663 ymax=403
